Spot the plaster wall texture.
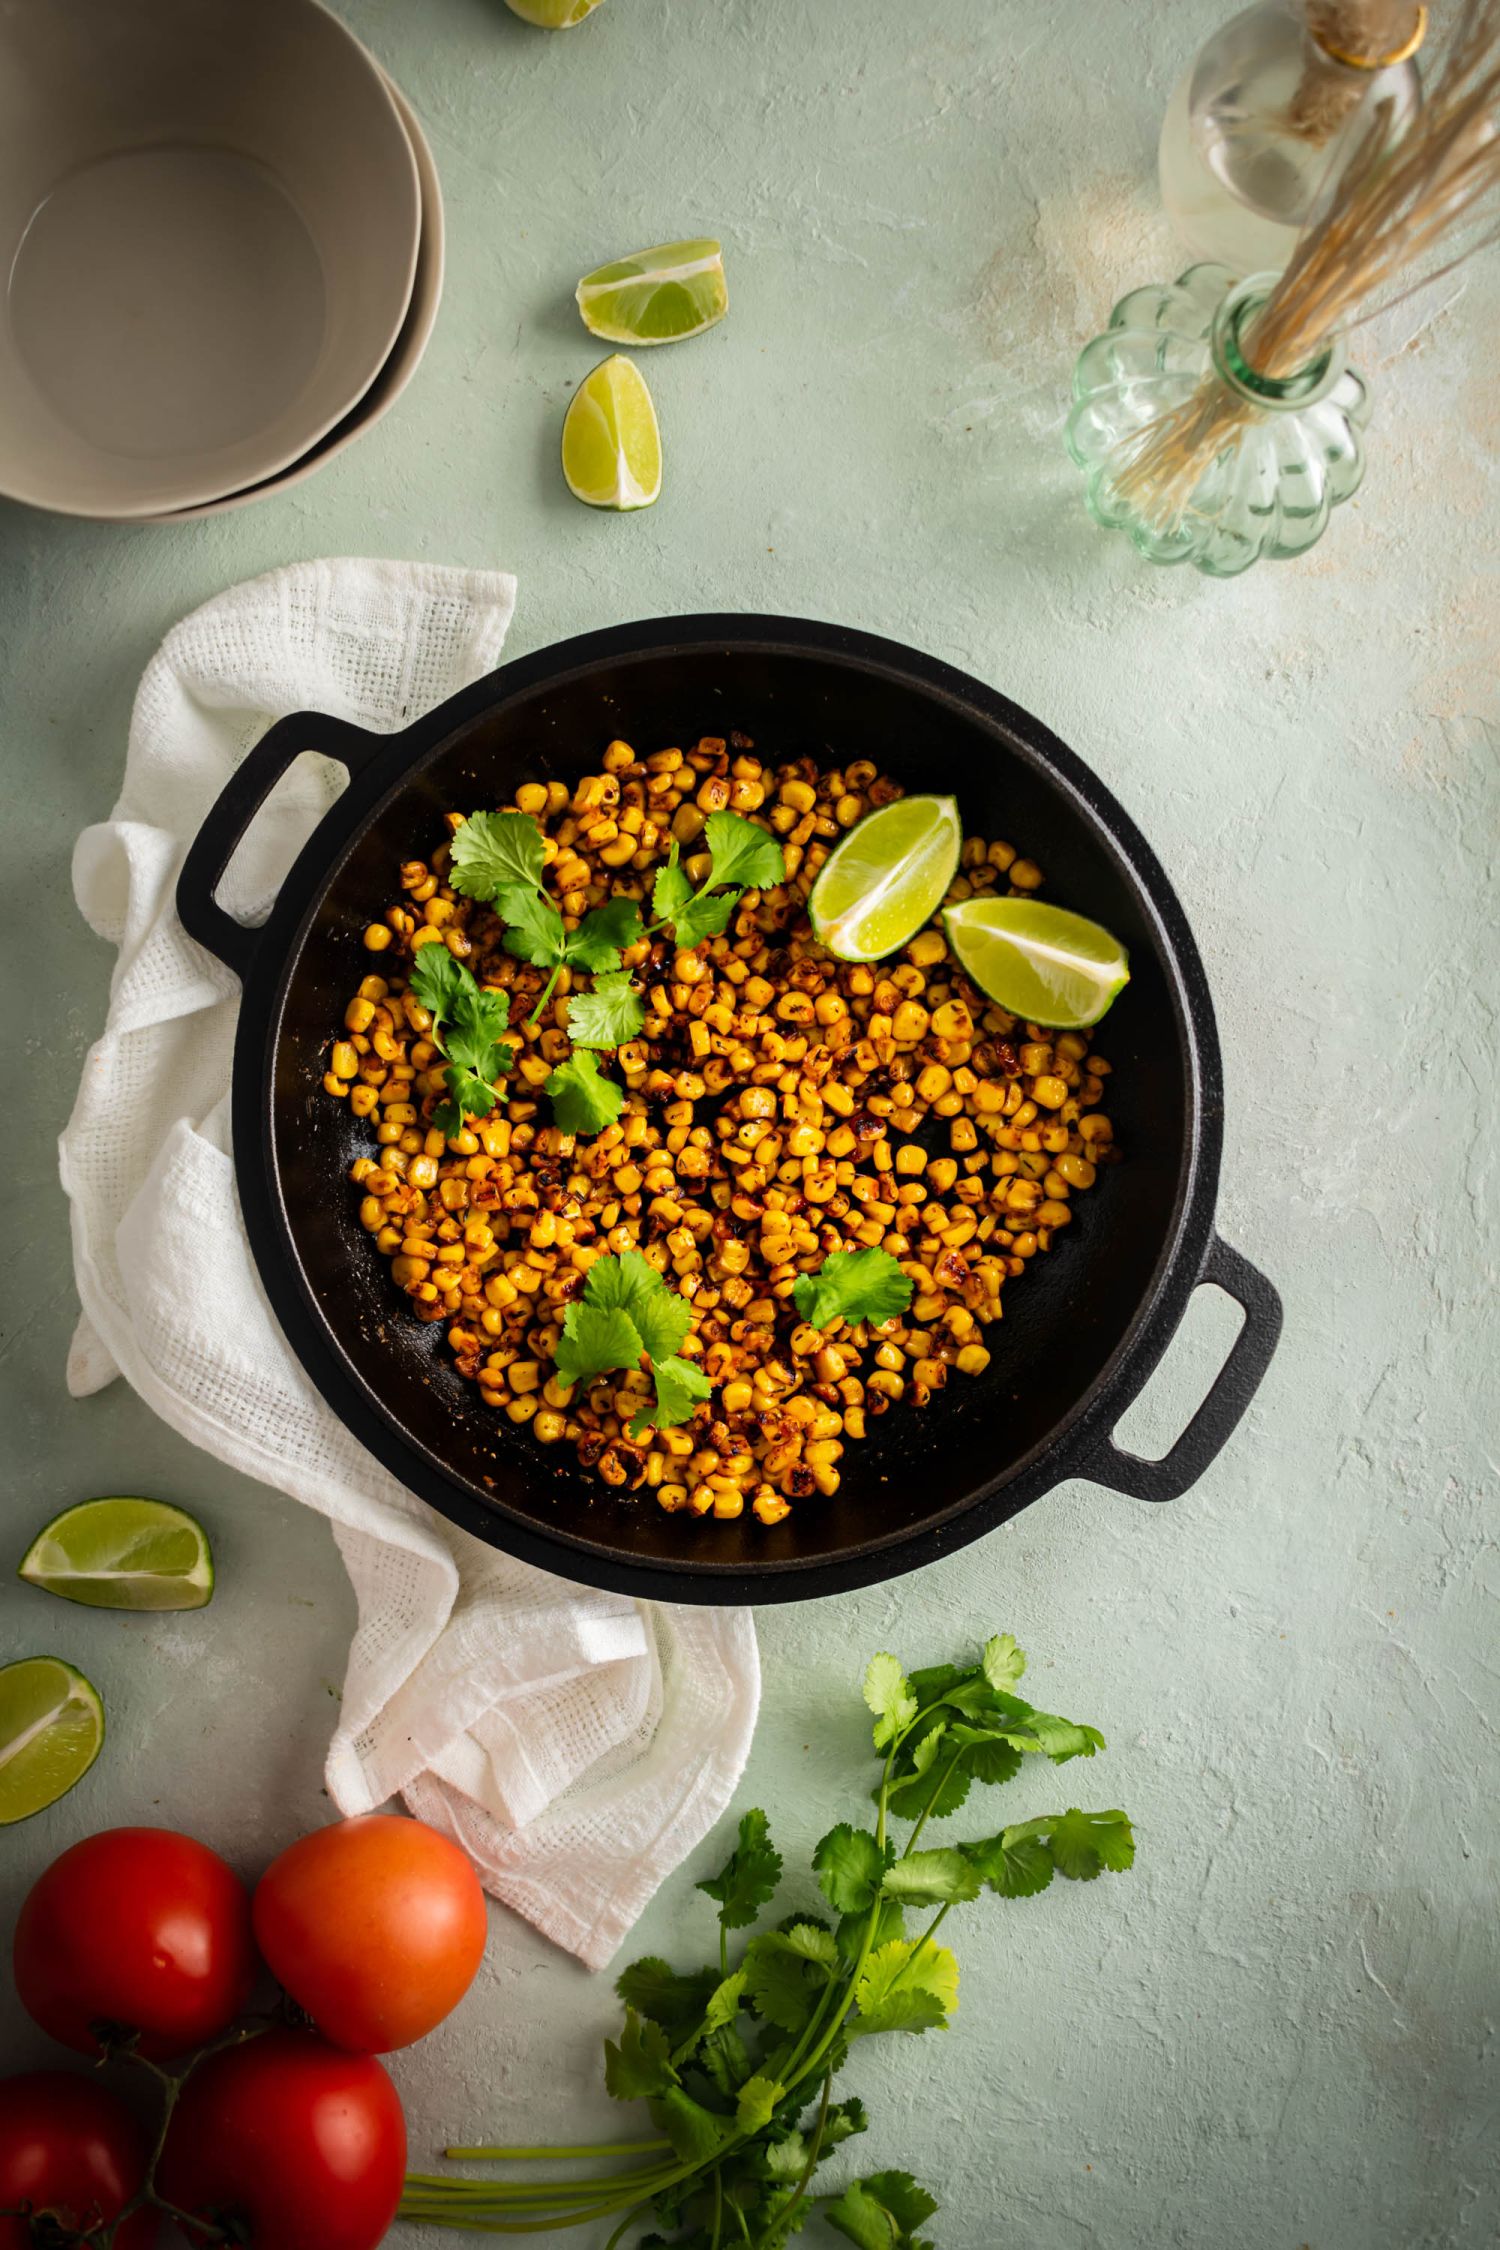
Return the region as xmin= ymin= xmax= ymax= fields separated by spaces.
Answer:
xmin=0 ymin=3 xmax=1495 ymax=2247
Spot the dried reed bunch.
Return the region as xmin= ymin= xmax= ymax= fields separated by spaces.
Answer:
xmin=1290 ymin=2 xmax=1427 ymax=144
xmin=1114 ymin=0 xmax=1500 ymax=529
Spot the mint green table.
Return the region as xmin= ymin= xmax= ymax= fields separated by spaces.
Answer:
xmin=2 ymin=4 xmax=1495 ymax=2245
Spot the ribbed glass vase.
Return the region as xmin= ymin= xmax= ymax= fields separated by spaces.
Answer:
xmin=1065 ymin=263 xmax=1371 ymax=578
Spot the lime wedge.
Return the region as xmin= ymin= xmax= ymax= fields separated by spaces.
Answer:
xmin=505 ymin=0 xmax=607 ymax=24
xmin=576 ymin=239 xmax=728 ymax=346
xmin=561 ymin=355 xmax=662 ymax=511
xmin=19 ymin=1497 xmax=215 ymax=1612
xmin=0 ymin=1658 xmax=105 ymax=1825
xmin=944 ymin=897 xmax=1130 ymax=1027
xmin=809 ymin=795 xmax=962 ymax=962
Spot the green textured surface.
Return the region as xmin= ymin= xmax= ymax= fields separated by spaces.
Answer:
xmin=0 ymin=2 xmax=1496 ymax=2244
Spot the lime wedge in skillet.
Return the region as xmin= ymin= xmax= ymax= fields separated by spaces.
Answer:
xmin=19 ymin=1497 xmax=215 ymax=1612
xmin=0 ymin=1657 xmax=105 ymax=1825
xmin=576 ymin=240 xmax=728 ymax=345
xmin=809 ymin=794 xmax=962 ymax=962
xmin=943 ymin=897 xmax=1129 ymax=1028
xmin=561 ymin=355 xmax=662 ymax=511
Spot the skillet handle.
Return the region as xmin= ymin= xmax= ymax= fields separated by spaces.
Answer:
xmin=1084 ymin=1236 xmax=1282 ymax=1502
xmin=175 ymin=712 xmax=383 ymax=983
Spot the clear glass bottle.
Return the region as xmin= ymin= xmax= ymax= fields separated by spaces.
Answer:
xmin=1065 ymin=264 xmax=1371 ymax=577
xmin=1159 ymin=0 xmax=1425 ymax=273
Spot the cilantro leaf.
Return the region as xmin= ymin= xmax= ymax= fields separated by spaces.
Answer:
xmin=742 ymin=1936 xmax=825 ymax=2035
xmin=614 ymin=1958 xmax=722 ymax=2038
xmin=702 ymin=809 xmax=786 ymax=894
xmin=696 ymin=1809 xmax=782 ymax=1932
xmin=569 ymin=896 xmax=645 ymax=972
xmin=961 ymin=1829 xmax=1055 ymax=1900
xmin=880 ymin=1848 xmax=982 ymax=1906
xmin=699 ymin=2020 xmax=753 ymax=2097
xmin=670 ymin=888 xmax=737 ymax=951
xmin=545 ymin=1048 xmax=625 ymax=1136
xmin=792 ymin=1249 xmax=914 ymax=1332
xmin=652 ymin=840 xmax=694 ymax=923
xmin=639 ymin=1353 xmax=712 ymax=1437
xmin=849 ymin=1938 xmax=958 ymax=2038
xmin=603 ymin=2010 xmax=676 ymax=2101
xmin=825 ymin=2172 xmax=940 ymax=2250
xmin=554 ymin=1301 xmax=643 ymax=1393
xmin=982 ymin=1632 xmax=1026 ymax=1690
xmin=408 ymin=944 xmax=472 ymax=1019
xmin=566 ymin=971 xmax=646 ymax=1050
xmin=776 ymin=1921 xmax=839 ymax=1967
xmin=813 ymin=1825 xmax=890 ymax=1916
xmin=824 ymin=2097 xmax=869 ymax=2148
xmin=735 ymin=2074 xmax=784 ymax=2134
xmin=1047 ymin=1807 xmax=1135 ymax=1880
xmin=649 ymin=2088 xmax=733 ymax=2167
xmin=863 ymin=1653 xmax=919 ymax=1751
xmin=449 ymin=809 xmax=546 ymax=900
xmin=701 ymin=1970 xmax=748 ymax=2036
xmin=589 ymin=1250 xmax=692 ymax=1363
xmin=495 ymin=880 xmax=568 ymax=966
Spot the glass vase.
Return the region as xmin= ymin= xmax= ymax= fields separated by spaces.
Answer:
xmin=1158 ymin=0 xmax=1425 ymax=274
xmin=1065 ymin=263 xmax=1371 ymax=577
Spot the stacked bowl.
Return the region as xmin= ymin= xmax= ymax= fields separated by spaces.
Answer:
xmin=0 ymin=0 xmax=443 ymax=522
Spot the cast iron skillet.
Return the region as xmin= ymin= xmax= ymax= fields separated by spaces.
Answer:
xmin=177 ymin=615 xmax=1281 ymax=1602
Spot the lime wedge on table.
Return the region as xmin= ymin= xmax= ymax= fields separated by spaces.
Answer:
xmin=944 ymin=897 xmax=1129 ymax=1028
xmin=562 ymin=356 xmax=662 ymax=511
xmin=0 ymin=1658 xmax=105 ymax=1824
xmin=809 ymin=795 xmax=962 ymax=962
xmin=577 ymin=240 xmax=728 ymax=346
xmin=505 ymin=0 xmax=607 ymax=25
xmin=19 ymin=1497 xmax=214 ymax=1612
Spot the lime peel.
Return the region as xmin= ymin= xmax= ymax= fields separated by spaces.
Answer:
xmin=561 ymin=355 xmax=662 ymax=512
xmin=576 ymin=239 xmax=728 ymax=346
xmin=0 ymin=1657 xmax=105 ymax=1825
xmin=19 ymin=1495 xmax=215 ymax=1613
xmin=504 ymin=0 xmax=607 ymax=25
xmin=943 ymin=897 xmax=1130 ymax=1028
xmin=809 ymin=795 xmax=962 ymax=963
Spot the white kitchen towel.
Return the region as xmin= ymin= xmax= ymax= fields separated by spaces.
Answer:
xmin=58 ymin=559 xmax=760 ymax=1971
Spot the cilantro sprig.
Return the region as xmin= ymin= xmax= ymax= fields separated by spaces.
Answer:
xmin=407 ymin=946 xmax=515 ymax=1138
xmin=449 ymin=811 xmax=647 ymax=1023
xmin=400 ymin=1632 xmax=1135 ymax=2247
xmin=792 ymin=1247 xmax=914 ymax=1331
xmin=553 ymin=1249 xmax=712 ymax=1438
xmin=652 ymin=809 xmax=787 ymax=950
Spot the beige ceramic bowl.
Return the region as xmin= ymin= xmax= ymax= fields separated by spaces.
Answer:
xmin=0 ymin=0 xmax=420 ymax=519
xmin=153 ymin=76 xmax=445 ymax=523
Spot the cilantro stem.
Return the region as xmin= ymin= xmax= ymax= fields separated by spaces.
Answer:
xmin=528 ymin=964 xmax=563 ymax=1025
xmin=771 ymin=2069 xmax=833 ymax=2238
xmin=441 ymin=2143 xmax=672 ymax=2162
xmin=708 ymin=2164 xmax=724 ymax=2250
xmin=905 ymin=1750 xmax=965 ymax=1852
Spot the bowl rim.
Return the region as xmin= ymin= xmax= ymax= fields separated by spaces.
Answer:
xmin=0 ymin=0 xmax=421 ymax=520
xmin=217 ymin=615 xmax=1227 ymax=1602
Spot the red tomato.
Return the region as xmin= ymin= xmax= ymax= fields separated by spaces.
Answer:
xmin=157 ymin=2029 xmax=405 ymax=2250
xmin=253 ymin=1814 xmax=486 ymax=2052
xmin=0 ymin=2071 xmax=159 ymax=2250
xmin=12 ymin=1827 xmax=256 ymax=2061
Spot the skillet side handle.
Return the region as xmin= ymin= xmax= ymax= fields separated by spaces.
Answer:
xmin=1085 ymin=1236 xmax=1283 ymax=1503
xmin=175 ymin=713 xmax=382 ymax=982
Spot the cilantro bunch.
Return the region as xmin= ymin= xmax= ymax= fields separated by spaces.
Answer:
xmin=554 ymin=1250 xmax=711 ymax=1437
xmin=399 ymin=1634 xmax=1135 ymax=2248
xmin=443 ymin=802 xmax=787 ymax=1141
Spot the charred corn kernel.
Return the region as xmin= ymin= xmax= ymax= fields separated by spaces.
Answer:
xmin=358 ymin=1196 xmax=383 ymax=1232
xmin=956 ymin=1344 xmax=992 ymax=1376
xmin=658 ymin=1483 xmax=689 ymax=1513
xmin=1079 ymin=1113 xmax=1114 ymax=1143
xmin=344 ymin=999 xmax=376 ymax=1035
xmin=916 ymin=1063 xmax=952 ymax=1103
xmin=811 ymin=1464 xmax=841 ymax=1496
xmin=513 ymin=782 xmax=547 ymax=815
xmin=534 ymin=1408 xmax=567 ymax=1443
xmin=362 ymin=923 xmax=393 ymax=952
xmin=712 ymin=1489 xmax=745 ymax=1519
xmin=407 ymin=1154 xmax=438 ymax=1190
xmin=722 ymin=1379 xmax=754 ymax=1414
xmin=350 ymin=1085 xmax=378 ymax=1118
xmin=908 ymin=929 xmax=946 ymax=968
xmin=484 ymin=1273 xmax=519 ymax=1309
xmin=1037 ymin=1199 xmax=1072 ymax=1228
xmin=891 ymin=1001 xmax=930 ymax=1043
xmin=1056 ymin=1153 xmax=1096 ymax=1189
xmin=1009 ymin=858 xmax=1043 ymax=889
xmin=506 ymin=1394 xmax=539 ymax=1424
xmin=950 ymin=1117 xmax=978 ymax=1153
xmin=753 ymin=1490 xmax=791 ymax=1525
xmin=323 ymin=1072 xmax=350 ymax=1098
xmin=1032 ymin=1075 xmax=1068 ymax=1110
xmin=931 ymin=1001 xmax=973 ymax=1041
xmin=814 ymin=1345 xmax=846 ymax=1384
xmin=329 ymin=1042 xmax=358 ymax=1083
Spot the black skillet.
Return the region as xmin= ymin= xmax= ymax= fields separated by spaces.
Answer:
xmin=176 ymin=615 xmax=1281 ymax=1602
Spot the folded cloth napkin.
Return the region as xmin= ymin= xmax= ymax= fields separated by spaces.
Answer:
xmin=58 ymin=559 xmax=760 ymax=1971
